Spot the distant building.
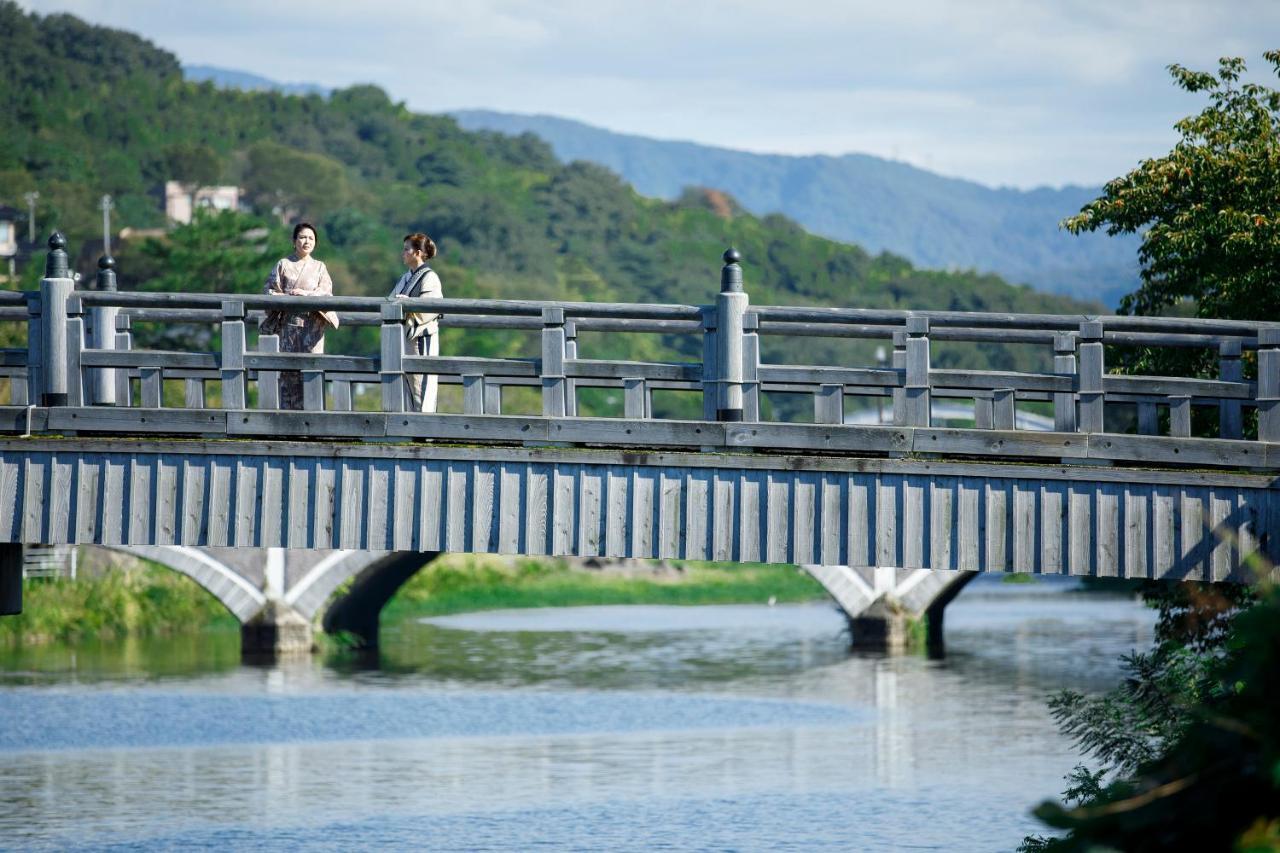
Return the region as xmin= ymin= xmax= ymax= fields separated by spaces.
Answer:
xmin=0 ymin=204 xmax=20 ymax=282
xmin=164 ymin=181 xmax=245 ymax=225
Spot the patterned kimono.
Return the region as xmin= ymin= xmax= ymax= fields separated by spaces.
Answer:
xmin=390 ymin=265 xmax=443 ymax=412
xmin=261 ymin=257 xmax=340 ymax=410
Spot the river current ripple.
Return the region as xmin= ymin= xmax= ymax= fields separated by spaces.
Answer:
xmin=0 ymin=577 xmax=1154 ymax=852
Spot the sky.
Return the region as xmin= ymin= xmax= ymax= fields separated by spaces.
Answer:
xmin=17 ymin=0 xmax=1280 ymax=189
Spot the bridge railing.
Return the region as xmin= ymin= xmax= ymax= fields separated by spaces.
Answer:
xmin=3 ymin=234 xmax=1278 ymax=470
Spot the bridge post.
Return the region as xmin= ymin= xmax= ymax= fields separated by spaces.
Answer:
xmin=1218 ymin=339 xmax=1243 ymax=439
xmin=541 ymin=307 xmax=567 ymax=417
xmin=904 ymin=317 xmax=931 ymax=426
xmin=90 ymin=256 xmax=118 ymax=405
xmin=0 ymin=544 xmax=20 ymax=616
xmin=39 ymin=232 xmax=74 ymax=406
xmin=1259 ymin=328 xmax=1280 ymax=442
xmin=1053 ymin=333 xmax=1077 ymax=433
xmin=258 ymin=334 xmax=280 ymax=409
xmin=891 ymin=330 xmax=907 ymax=425
xmin=715 ymin=248 xmax=746 ymax=422
xmin=114 ymin=315 xmax=132 ymax=406
xmin=563 ymin=319 xmax=578 ymax=416
xmin=380 ymin=301 xmax=406 ymax=413
xmin=65 ymin=292 xmax=84 ymax=406
xmin=742 ymin=312 xmax=760 ymax=422
xmin=1077 ymin=321 xmax=1105 ymax=433
xmin=700 ymin=306 xmax=717 ymax=421
xmin=220 ymin=300 xmax=246 ymax=409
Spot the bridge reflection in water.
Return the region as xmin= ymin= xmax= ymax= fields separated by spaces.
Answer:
xmin=0 ymin=234 xmax=1276 ymax=656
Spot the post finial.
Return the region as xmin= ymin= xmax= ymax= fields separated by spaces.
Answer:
xmin=96 ymin=255 xmax=118 ymax=292
xmin=720 ymin=247 xmax=743 ymax=294
xmin=44 ymin=231 xmax=69 ymax=280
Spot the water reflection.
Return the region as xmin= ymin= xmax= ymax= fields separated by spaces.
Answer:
xmin=0 ymin=579 xmax=1155 ymax=852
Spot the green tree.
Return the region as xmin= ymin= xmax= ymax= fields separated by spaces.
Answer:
xmin=243 ymin=141 xmax=348 ymax=222
xmin=1064 ymin=52 xmax=1280 ymax=323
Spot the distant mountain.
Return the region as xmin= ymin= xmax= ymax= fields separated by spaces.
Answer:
xmin=184 ymin=64 xmax=330 ymax=97
xmin=452 ymin=110 xmax=1141 ymax=306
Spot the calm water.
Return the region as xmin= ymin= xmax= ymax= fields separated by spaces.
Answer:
xmin=0 ymin=577 xmax=1154 ymax=852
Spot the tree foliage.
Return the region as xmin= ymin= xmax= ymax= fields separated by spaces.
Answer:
xmin=1064 ymin=52 xmax=1280 ymax=323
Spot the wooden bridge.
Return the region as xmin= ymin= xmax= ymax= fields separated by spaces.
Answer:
xmin=0 ymin=234 xmax=1277 ymax=655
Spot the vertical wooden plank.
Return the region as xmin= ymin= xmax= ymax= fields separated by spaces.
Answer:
xmin=606 ymin=466 xmax=630 ymax=558
xmin=904 ymin=317 xmax=931 ymax=427
xmin=542 ymin=307 xmax=567 ymax=418
xmin=331 ymin=380 xmax=353 ymax=412
xmin=876 ymin=475 xmax=899 ymax=568
xmin=312 ymin=459 xmax=337 ymax=549
xmin=153 ymin=455 xmax=178 ymax=545
xmin=234 ymin=457 xmax=259 ymax=547
xmin=624 ymin=378 xmax=648 ymax=420
xmin=1124 ymin=485 xmax=1149 ymax=580
xmin=257 ymin=334 xmax=280 ymax=410
xmin=629 ymin=467 xmax=656 ymax=560
xmin=1258 ymin=329 xmax=1280 ymax=442
xmin=485 ymin=382 xmax=503 ymax=416
xmin=302 ymin=370 xmax=325 ymax=412
xmin=766 ymin=471 xmax=791 ymax=565
xmin=1096 ymin=484 xmax=1121 ymax=578
xmin=973 ymin=393 xmax=994 ymax=430
xmin=658 ymin=467 xmax=682 ymax=560
xmin=552 ymin=463 xmax=576 ymax=557
xmin=337 ymin=459 xmax=366 ymax=550
xmin=901 ymin=475 xmax=927 ymax=569
xmin=206 ymin=457 xmax=232 ymax=547
xmin=462 ymin=374 xmax=485 ymax=415
xmin=1077 ymin=321 xmax=1105 ymax=433
xmin=984 ymin=480 xmax=1010 ymax=573
xmin=419 ymin=462 xmax=445 ymax=552
xmin=364 ymin=460 xmax=393 ymax=551
xmin=820 ymin=473 xmax=843 ymax=567
xmin=471 ymin=461 xmax=496 ymax=555
xmin=1137 ymin=403 xmax=1159 ymax=436
xmin=956 ymin=476 xmax=981 ymax=571
xmin=497 ymin=463 xmax=522 ymax=554
xmin=1235 ymin=490 xmax=1262 ymax=583
xmin=1209 ymin=487 xmax=1234 ymax=582
xmin=1053 ymin=333 xmax=1077 ymax=433
xmin=523 ymin=463 xmax=549 ymax=556
xmin=1039 ymin=481 xmax=1066 ymax=575
xmin=258 ymin=458 xmax=285 ymax=548
xmin=1218 ymin=339 xmax=1243 ymax=439
xmin=814 ymin=384 xmax=843 ymax=425
xmin=738 ymin=469 xmax=764 ymax=564
xmin=930 ymin=476 xmax=955 ymax=572
xmin=221 ymin=301 xmax=247 ymax=410
xmin=46 ymin=455 xmax=73 ymax=544
xmin=576 ymin=465 xmax=603 ymax=557
xmin=21 ymin=456 xmax=46 ymax=545
xmin=684 ymin=468 xmax=711 ymax=561
xmin=446 ymin=462 xmax=469 ymax=553
xmin=711 ymin=468 xmax=734 ymax=562
xmin=0 ymin=457 xmax=20 ymax=542
xmin=75 ymin=458 xmax=100 ymax=543
xmin=284 ymin=457 xmax=308 ymax=549
xmin=1180 ymin=487 xmax=1208 ymax=582
xmin=792 ymin=472 xmax=817 ymax=565
xmin=140 ymin=368 xmax=161 ymax=409
xmin=128 ymin=456 xmax=154 ymax=545
xmin=993 ymin=389 xmax=1016 ymax=431
xmin=1012 ymin=479 xmax=1037 ymax=573
xmin=846 ymin=473 xmax=873 ymax=568
xmin=1152 ymin=486 xmax=1176 ymax=580
xmin=1169 ymin=396 xmax=1192 ymax=438
xmin=184 ymin=378 xmax=204 ymax=410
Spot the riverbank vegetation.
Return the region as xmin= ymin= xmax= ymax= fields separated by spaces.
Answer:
xmin=383 ymin=554 xmax=825 ymax=620
xmin=2 ymin=550 xmax=826 ymax=647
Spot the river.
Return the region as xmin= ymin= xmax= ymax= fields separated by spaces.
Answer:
xmin=0 ymin=577 xmax=1154 ymax=851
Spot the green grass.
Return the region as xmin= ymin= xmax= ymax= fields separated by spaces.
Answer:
xmin=0 ymin=562 xmax=237 ymax=646
xmin=382 ymin=555 xmax=826 ymax=620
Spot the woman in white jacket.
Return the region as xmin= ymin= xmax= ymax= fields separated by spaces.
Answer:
xmin=390 ymin=232 xmax=443 ymax=412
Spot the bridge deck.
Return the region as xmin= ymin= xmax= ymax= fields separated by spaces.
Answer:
xmin=3 ymin=436 xmax=1275 ymax=583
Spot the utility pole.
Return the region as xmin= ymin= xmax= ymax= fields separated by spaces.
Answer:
xmin=22 ymin=191 xmax=38 ymax=244
xmin=100 ymin=194 xmax=113 ymax=256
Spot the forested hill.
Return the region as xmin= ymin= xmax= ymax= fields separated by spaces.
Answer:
xmin=453 ymin=110 xmax=1141 ymax=306
xmin=0 ymin=2 xmax=1098 ymax=380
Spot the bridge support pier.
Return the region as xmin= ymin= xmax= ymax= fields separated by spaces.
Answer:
xmin=241 ymin=599 xmax=313 ymax=659
xmin=802 ymin=566 xmax=977 ymax=653
xmin=0 ymin=544 xmax=21 ymax=615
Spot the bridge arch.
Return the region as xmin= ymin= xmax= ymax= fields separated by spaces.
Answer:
xmin=103 ymin=545 xmax=265 ymax=622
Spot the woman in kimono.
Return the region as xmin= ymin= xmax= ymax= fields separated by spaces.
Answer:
xmin=390 ymin=232 xmax=443 ymax=412
xmin=261 ymin=222 xmax=339 ymax=410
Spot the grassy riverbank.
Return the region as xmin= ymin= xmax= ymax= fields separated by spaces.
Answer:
xmin=383 ymin=555 xmax=826 ymax=621
xmin=0 ymin=561 xmax=237 ymax=646
xmin=2 ymin=551 xmax=827 ymax=646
